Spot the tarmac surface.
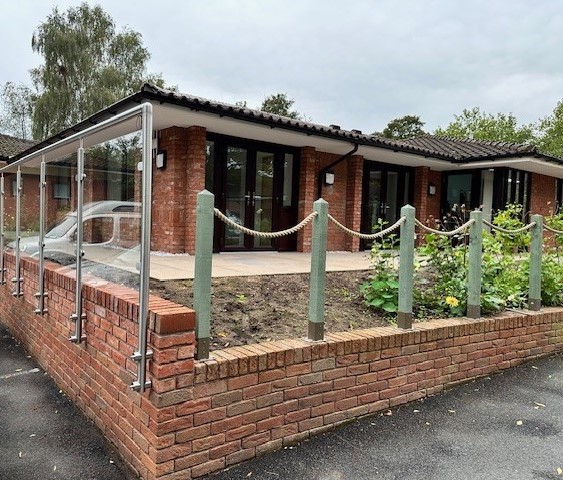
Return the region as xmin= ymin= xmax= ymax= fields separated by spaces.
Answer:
xmin=1 ymin=317 xmax=562 ymax=480
xmin=205 ymin=353 xmax=563 ymax=480
xmin=0 ymin=324 xmax=135 ymax=480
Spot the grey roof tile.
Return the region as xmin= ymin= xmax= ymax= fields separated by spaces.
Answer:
xmin=0 ymin=133 xmax=36 ymax=159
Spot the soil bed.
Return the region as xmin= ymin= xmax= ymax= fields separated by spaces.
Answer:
xmin=150 ymin=270 xmax=389 ymax=351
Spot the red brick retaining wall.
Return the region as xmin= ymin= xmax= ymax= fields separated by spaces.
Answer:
xmin=1 ymin=252 xmax=563 ymax=479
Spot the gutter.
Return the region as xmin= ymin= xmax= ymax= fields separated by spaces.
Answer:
xmin=317 ymin=143 xmax=359 ymax=199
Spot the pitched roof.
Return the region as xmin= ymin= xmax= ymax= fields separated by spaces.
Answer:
xmin=396 ymin=135 xmax=541 ymax=162
xmin=7 ymin=83 xmax=561 ymax=167
xmin=0 ymin=133 xmax=36 ymax=160
xmin=138 ymin=84 xmax=557 ymax=163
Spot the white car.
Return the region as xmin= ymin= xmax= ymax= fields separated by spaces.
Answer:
xmin=15 ymin=201 xmax=141 ymax=262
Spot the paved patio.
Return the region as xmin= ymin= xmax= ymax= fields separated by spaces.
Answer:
xmin=145 ymin=250 xmax=372 ymax=281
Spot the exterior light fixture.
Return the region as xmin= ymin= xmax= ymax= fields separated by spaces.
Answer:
xmin=428 ymin=182 xmax=436 ymax=196
xmin=325 ymin=170 xmax=335 ymax=185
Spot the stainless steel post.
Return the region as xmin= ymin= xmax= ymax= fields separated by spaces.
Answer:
xmin=69 ymin=146 xmax=86 ymax=343
xmin=0 ymin=174 xmax=5 ymax=285
xmin=130 ymin=104 xmax=153 ymax=392
xmin=12 ymin=168 xmax=22 ymax=297
xmin=35 ymin=158 xmax=47 ymax=314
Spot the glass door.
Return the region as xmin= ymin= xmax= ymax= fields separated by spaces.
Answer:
xmin=224 ymin=147 xmax=276 ymax=250
xmin=361 ymin=164 xmax=412 ymax=248
xmin=225 ymin=147 xmax=247 ymax=248
xmin=253 ymin=152 xmax=274 ymax=248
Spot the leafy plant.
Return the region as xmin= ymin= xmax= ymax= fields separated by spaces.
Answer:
xmin=360 ymin=220 xmax=400 ymax=315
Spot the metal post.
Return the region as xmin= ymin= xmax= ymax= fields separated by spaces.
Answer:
xmin=0 ymin=174 xmax=5 ymax=285
xmin=467 ymin=210 xmax=482 ymax=318
xmin=308 ymin=198 xmax=328 ymax=341
xmin=528 ymin=214 xmax=543 ymax=311
xmin=131 ymin=104 xmax=153 ymax=393
xmin=397 ymin=205 xmax=415 ymax=329
xmin=35 ymin=158 xmax=47 ymax=314
xmin=194 ymin=190 xmax=214 ymax=360
xmin=12 ymin=168 xmax=23 ymax=297
xmin=69 ymin=147 xmax=86 ymax=343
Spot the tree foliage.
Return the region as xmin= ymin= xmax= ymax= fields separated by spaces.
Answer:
xmin=381 ymin=115 xmax=425 ymax=139
xmin=29 ymin=3 xmax=164 ymax=140
xmin=434 ymin=107 xmax=536 ymax=144
xmin=536 ymin=101 xmax=563 ymax=158
xmin=260 ymin=93 xmax=302 ymax=119
xmin=0 ymin=82 xmax=34 ymax=140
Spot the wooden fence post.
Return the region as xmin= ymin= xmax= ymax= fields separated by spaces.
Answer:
xmin=308 ymin=199 xmax=328 ymax=341
xmin=467 ymin=210 xmax=483 ymax=318
xmin=397 ymin=205 xmax=415 ymax=329
xmin=528 ymin=214 xmax=543 ymax=311
xmin=194 ymin=190 xmax=214 ymax=359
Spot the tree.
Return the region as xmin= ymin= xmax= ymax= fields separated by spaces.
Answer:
xmin=381 ymin=115 xmax=425 ymax=139
xmin=260 ymin=93 xmax=302 ymax=119
xmin=536 ymin=100 xmax=563 ymax=158
xmin=434 ymin=107 xmax=536 ymax=144
xmin=0 ymin=82 xmax=34 ymax=140
xmin=29 ymin=3 xmax=165 ymax=139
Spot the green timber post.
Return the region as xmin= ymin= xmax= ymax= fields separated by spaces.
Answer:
xmin=467 ymin=210 xmax=483 ymax=318
xmin=194 ymin=190 xmax=214 ymax=359
xmin=397 ymin=205 xmax=415 ymax=329
xmin=528 ymin=214 xmax=543 ymax=311
xmin=308 ymin=198 xmax=328 ymax=341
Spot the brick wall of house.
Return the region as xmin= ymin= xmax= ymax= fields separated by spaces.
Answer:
xmin=152 ymin=127 xmax=190 ymax=253
xmin=413 ymin=166 xmax=430 ymax=225
xmin=530 ymin=173 xmax=557 ymax=217
xmin=184 ymin=127 xmax=207 ymax=254
xmin=345 ymin=155 xmax=364 ymax=251
xmin=1 ymin=251 xmax=562 ymax=479
xmin=426 ymin=170 xmax=442 ymax=227
xmin=297 ymin=147 xmax=318 ymax=252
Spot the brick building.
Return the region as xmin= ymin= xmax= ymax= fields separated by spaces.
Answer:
xmin=6 ymin=85 xmax=563 ymax=254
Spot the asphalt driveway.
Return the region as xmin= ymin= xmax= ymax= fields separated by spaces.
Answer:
xmin=0 ymin=324 xmax=135 ymax=480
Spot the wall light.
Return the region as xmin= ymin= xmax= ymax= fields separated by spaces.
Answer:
xmin=428 ymin=182 xmax=436 ymax=196
xmin=325 ymin=170 xmax=335 ymax=185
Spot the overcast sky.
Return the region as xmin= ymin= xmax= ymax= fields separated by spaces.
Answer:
xmin=2 ymin=0 xmax=563 ymax=134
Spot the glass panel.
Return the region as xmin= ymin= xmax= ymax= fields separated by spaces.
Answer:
xmin=385 ymin=171 xmax=398 ymax=224
xmin=3 ymin=172 xmax=17 ymax=243
xmin=367 ymin=171 xmax=382 ymax=232
xmin=403 ymin=172 xmax=410 ymax=206
xmin=282 ymin=154 xmax=293 ymax=207
xmin=225 ymin=147 xmax=247 ymax=247
xmin=205 ymin=141 xmax=214 ymax=192
xmin=78 ymin=132 xmax=142 ymax=285
xmin=480 ymin=170 xmax=495 ymax=224
xmin=446 ymin=173 xmax=472 ymax=221
xmin=254 ymin=152 xmax=274 ymax=248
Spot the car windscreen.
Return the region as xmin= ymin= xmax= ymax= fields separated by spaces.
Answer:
xmin=45 ymin=215 xmax=77 ymax=239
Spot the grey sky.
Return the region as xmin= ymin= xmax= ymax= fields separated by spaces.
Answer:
xmin=2 ymin=0 xmax=563 ymax=134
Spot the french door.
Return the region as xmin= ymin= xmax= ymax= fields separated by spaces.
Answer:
xmin=225 ymin=147 xmax=275 ymax=249
xmin=361 ymin=164 xmax=412 ymax=248
xmin=207 ymin=136 xmax=299 ymax=251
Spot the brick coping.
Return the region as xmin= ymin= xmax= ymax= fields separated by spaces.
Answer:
xmin=194 ymin=309 xmax=562 ymax=383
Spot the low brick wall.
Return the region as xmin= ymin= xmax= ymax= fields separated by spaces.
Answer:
xmin=1 ymin=251 xmax=563 ymax=479
xmin=0 ymin=253 xmax=196 ymax=479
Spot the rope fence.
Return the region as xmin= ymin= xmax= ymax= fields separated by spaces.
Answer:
xmin=415 ymin=218 xmax=474 ymax=236
xmin=214 ymin=208 xmax=317 ymax=238
xmin=543 ymin=223 xmax=563 ymax=235
xmin=483 ymin=219 xmax=536 ymax=234
xmin=193 ymin=191 xmax=548 ymax=359
xmin=328 ymin=214 xmax=405 ymax=240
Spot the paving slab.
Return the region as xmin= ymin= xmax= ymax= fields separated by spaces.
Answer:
xmin=148 ymin=250 xmax=372 ymax=281
xmin=204 ymin=353 xmax=563 ymax=480
xmin=0 ymin=325 xmax=135 ymax=480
